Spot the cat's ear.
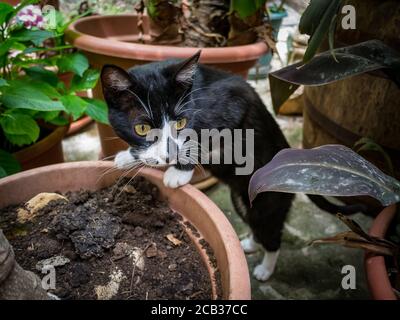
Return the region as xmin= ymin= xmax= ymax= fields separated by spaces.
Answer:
xmin=101 ymin=64 xmax=132 ymax=92
xmin=174 ymin=50 xmax=201 ymax=87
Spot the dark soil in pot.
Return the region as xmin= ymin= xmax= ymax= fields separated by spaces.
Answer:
xmin=0 ymin=177 xmax=221 ymax=300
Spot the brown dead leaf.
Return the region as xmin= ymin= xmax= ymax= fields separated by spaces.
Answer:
xmin=17 ymin=192 xmax=68 ymax=223
xmin=166 ymin=233 xmax=182 ymax=246
xmin=310 ymin=231 xmax=397 ymax=256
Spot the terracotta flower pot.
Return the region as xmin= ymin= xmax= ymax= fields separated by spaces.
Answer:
xmin=66 ymin=14 xmax=268 ymax=172
xmin=13 ymin=126 xmax=68 ymax=171
xmin=365 ymin=204 xmax=398 ymax=300
xmin=0 ymin=161 xmax=250 ymax=300
xmin=66 ymin=116 xmax=93 ymax=137
xmin=66 ymin=14 xmax=269 ymax=78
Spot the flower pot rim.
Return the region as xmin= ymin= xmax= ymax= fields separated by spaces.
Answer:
xmin=13 ymin=125 xmax=68 ymax=162
xmin=365 ymin=204 xmax=397 ymax=300
xmin=66 ymin=14 xmax=268 ymax=63
xmin=0 ymin=161 xmax=251 ymax=300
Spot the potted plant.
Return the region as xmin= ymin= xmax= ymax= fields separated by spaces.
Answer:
xmin=268 ymin=0 xmax=400 ymax=182
xmin=0 ymin=161 xmax=250 ymax=300
xmin=248 ymin=0 xmax=288 ymax=79
xmin=0 ymin=1 xmax=109 ymax=177
xmin=64 ymin=0 xmax=274 ymax=160
xmin=249 ymin=144 xmax=400 ymax=299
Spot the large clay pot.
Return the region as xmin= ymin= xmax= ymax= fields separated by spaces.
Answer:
xmin=0 ymin=162 xmax=251 ymax=300
xmin=13 ymin=126 xmax=68 ymax=171
xmin=365 ymin=204 xmax=398 ymax=300
xmin=66 ymin=14 xmax=268 ymax=161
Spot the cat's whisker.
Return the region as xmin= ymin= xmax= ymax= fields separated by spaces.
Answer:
xmin=125 ymin=88 xmax=152 ymax=120
xmin=115 ymin=164 xmax=145 ymax=200
xmin=175 ymin=97 xmax=213 ymax=114
xmin=146 ymin=88 xmax=154 ymax=120
xmin=102 ymin=137 xmax=121 ymax=141
xmin=174 ymin=86 xmax=213 ymax=112
xmin=99 ymin=154 xmax=118 ymax=161
xmin=112 ymin=162 xmax=144 ymax=195
xmin=96 ymin=166 xmax=123 ymax=183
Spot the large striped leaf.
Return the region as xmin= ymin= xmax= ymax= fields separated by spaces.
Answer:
xmin=249 ymin=145 xmax=400 ymax=206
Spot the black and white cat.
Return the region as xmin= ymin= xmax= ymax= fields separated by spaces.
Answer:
xmin=101 ymin=52 xmax=365 ymax=281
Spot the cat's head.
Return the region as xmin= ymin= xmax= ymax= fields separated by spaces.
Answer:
xmin=100 ymin=51 xmax=201 ymax=167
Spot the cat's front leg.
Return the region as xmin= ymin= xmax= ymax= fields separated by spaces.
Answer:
xmin=163 ymin=164 xmax=194 ymax=188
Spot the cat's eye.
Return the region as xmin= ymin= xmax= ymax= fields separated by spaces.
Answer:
xmin=134 ymin=123 xmax=152 ymax=136
xmin=175 ymin=118 xmax=187 ymax=131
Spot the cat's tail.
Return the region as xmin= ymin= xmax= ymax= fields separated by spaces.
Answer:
xmin=306 ymin=194 xmax=374 ymax=215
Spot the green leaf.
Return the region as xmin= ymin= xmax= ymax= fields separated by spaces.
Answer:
xmin=354 ymin=137 xmax=394 ymax=176
xmin=60 ymin=95 xmax=88 ymax=120
xmin=0 ymin=39 xmax=14 ymax=58
xmin=0 ymin=149 xmax=21 ymax=178
xmin=47 ymin=114 xmax=69 ymax=126
xmin=57 ymin=53 xmax=89 ymax=77
xmin=11 ymin=29 xmax=55 ymax=46
xmin=1 ymin=79 xmax=65 ymax=111
xmin=299 ymin=0 xmax=331 ymax=35
xmin=35 ymin=110 xmax=61 ymax=122
xmin=0 ymin=3 xmax=15 ymax=25
xmin=70 ymin=69 xmax=99 ymax=92
xmin=328 ymin=13 xmax=339 ymax=63
xmin=0 ymin=111 xmax=40 ymax=146
xmin=230 ymin=0 xmax=266 ymax=19
xmin=0 ymin=78 xmax=8 ymax=87
xmin=303 ymin=0 xmax=342 ymax=62
xmin=85 ymin=99 xmax=109 ymax=124
xmin=24 ymin=66 xmax=59 ymax=87
xmin=0 ymin=166 xmax=7 ymax=178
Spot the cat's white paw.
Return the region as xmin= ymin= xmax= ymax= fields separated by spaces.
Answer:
xmin=114 ymin=149 xmax=134 ymax=169
xmin=163 ymin=167 xmax=194 ymax=188
xmin=253 ymin=263 xmax=273 ymax=282
xmin=252 ymin=250 xmax=280 ymax=282
xmin=241 ymin=234 xmax=260 ymax=254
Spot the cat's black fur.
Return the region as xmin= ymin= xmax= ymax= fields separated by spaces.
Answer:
xmin=101 ymin=52 xmax=366 ymax=253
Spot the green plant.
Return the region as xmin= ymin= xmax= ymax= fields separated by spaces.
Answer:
xmin=0 ymin=0 xmax=109 ymax=178
xmin=268 ymin=0 xmax=286 ymax=14
xmin=136 ymin=0 xmax=274 ymax=47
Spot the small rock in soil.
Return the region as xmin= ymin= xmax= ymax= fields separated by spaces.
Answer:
xmin=133 ymin=226 xmax=144 ymax=237
xmin=112 ymin=242 xmax=133 ymax=260
xmin=145 ymin=243 xmax=158 ymax=258
xmin=36 ymin=255 xmax=70 ymax=271
xmin=168 ymin=263 xmax=177 ymax=271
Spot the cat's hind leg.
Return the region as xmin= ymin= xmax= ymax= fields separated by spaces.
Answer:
xmin=247 ymin=191 xmax=294 ymax=281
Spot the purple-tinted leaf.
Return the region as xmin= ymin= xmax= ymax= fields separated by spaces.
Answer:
xmin=249 ymin=145 xmax=400 ymax=206
xmin=269 ymin=40 xmax=400 ymax=113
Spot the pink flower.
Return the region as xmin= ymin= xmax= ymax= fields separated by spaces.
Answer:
xmin=16 ymin=5 xmax=44 ymax=29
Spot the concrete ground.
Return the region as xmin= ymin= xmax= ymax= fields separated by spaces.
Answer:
xmin=62 ymin=3 xmax=373 ymax=299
